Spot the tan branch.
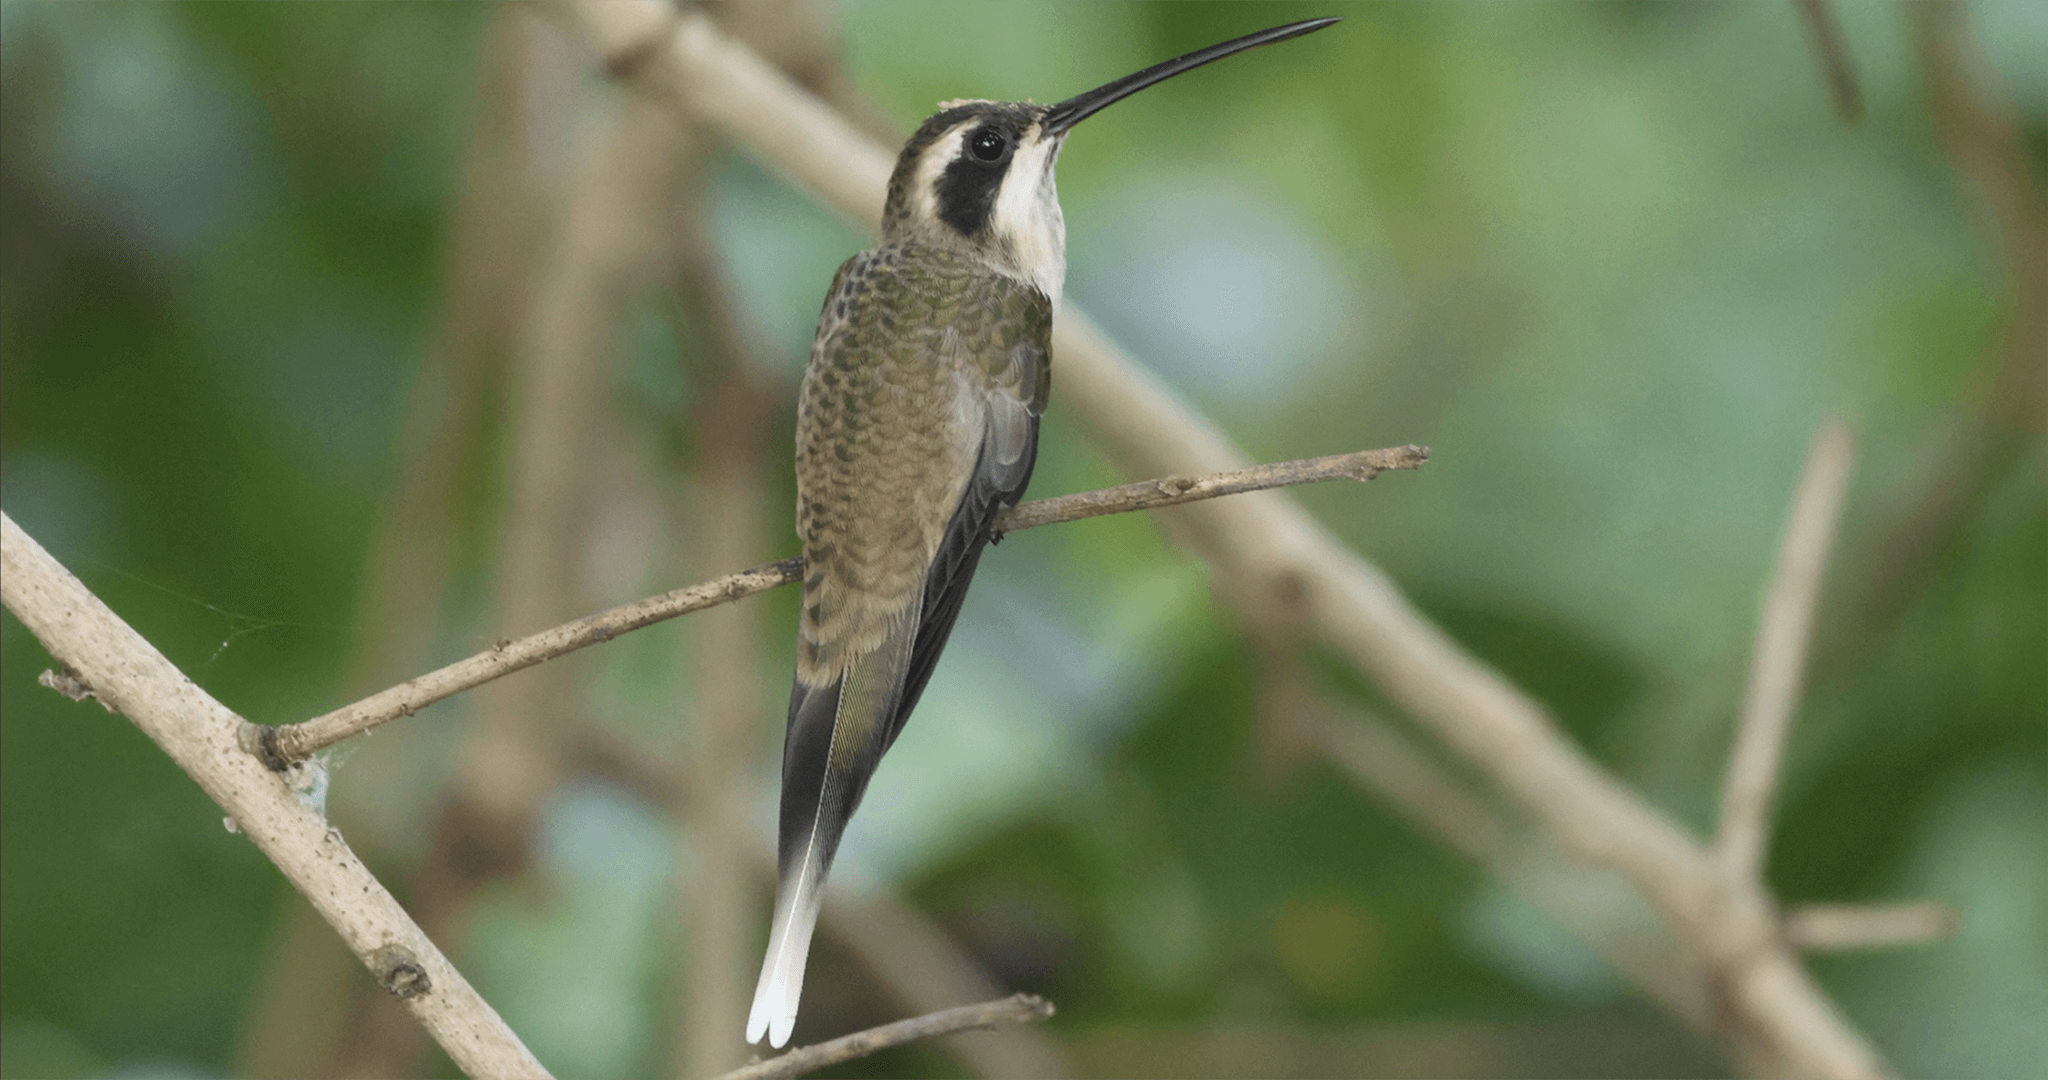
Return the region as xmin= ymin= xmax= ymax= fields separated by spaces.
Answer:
xmin=1 ymin=513 xmax=549 ymax=1080
xmin=1717 ymin=420 xmax=1856 ymax=882
xmin=1783 ymin=902 xmax=1961 ymax=952
xmin=714 ymin=994 xmax=1056 ymax=1080
xmin=252 ymin=445 xmax=1425 ymax=765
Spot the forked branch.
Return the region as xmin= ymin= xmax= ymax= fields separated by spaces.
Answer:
xmin=0 ymin=513 xmax=550 ymax=1080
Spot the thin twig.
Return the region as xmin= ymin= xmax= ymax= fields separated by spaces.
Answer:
xmin=250 ymin=445 xmax=1426 ymax=765
xmin=995 ymin=445 xmax=1428 ymax=535
xmin=1 ymin=513 xmax=550 ymax=1080
xmin=1718 ymin=420 xmax=1856 ymax=882
xmin=1783 ymin=902 xmax=1961 ymax=952
xmin=1792 ymin=0 xmax=1862 ymax=123
xmin=671 ymin=121 xmax=781 ymax=1079
xmin=713 ymin=994 xmax=1055 ymax=1080
xmin=250 ymin=562 xmax=799 ymax=765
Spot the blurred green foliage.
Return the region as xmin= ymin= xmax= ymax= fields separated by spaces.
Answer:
xmin=3 ymin=2 xmax=2043 ymax=1078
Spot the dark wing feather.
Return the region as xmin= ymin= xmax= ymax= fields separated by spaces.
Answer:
xmin=883 ymin=418 xmax=1041 ymax=751
xmin=881 ymin=289 xmax=1051 ymax=753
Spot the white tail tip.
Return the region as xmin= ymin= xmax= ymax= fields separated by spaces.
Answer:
xmin=746 ymin=886 xmax=824 ymax=1048
xmin=745 ymin=946 xmax=804 ymax=1047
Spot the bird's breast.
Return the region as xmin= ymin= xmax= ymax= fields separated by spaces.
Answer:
xmin=792 ymin=267 xmax=996 ymax=676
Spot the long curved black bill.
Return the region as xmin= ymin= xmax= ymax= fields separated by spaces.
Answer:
xmin=1041 ymin=17 xmax=1340 ymax=136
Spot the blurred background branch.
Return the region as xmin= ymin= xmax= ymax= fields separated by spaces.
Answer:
xmin=1717 ymin=420 xmax=1854 ymax=883
xmin=235 ymin=9 xmax=569 ymax=1072
xmin=660 ymin=41 xmax=783 ymax=1066
xmin=1792 ymin=0 xmax=1863 ymax=124
xmin=1782 ymin=902 xmax=1962 ymax=953
xmin=1830 ymin=0 xmax=2048 ymax=647
xmin=309 ymin=12 xmax=708 ymax=1064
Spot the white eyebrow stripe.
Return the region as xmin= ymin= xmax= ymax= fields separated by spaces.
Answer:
xmin=912 ymin=124 xmax=971 ymax=229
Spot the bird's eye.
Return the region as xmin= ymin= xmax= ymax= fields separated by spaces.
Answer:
xmin=969 ymin=129 xmax=1006 ymax=162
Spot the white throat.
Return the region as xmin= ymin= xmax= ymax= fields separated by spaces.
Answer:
xmin=988 ymin=134 xmax=1067 ymax=307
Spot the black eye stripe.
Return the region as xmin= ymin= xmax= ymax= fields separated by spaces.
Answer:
xmin=936 ymin=123 xmax=1019 ymax=237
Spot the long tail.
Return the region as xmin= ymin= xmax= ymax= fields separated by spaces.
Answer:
xmin=745 ymin=619 xmax=916 ymax=1048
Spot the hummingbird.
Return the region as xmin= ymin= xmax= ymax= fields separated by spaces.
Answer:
xmin=747 ymin=17 xmax=1340 ymax=1048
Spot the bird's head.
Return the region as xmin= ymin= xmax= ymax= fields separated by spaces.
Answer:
xmin=880 ymin=99 xmax=1066 ymax=301
xmin=878 ymin=17 xmax=1341 ymax=307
